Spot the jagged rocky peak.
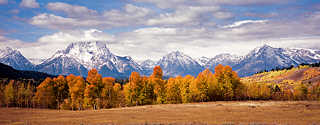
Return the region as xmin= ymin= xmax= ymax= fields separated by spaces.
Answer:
xmin=250 ymin=44 xmax=280 ymax=56
xmin=37 ymin=41 xmax=143 ymax=78
xmin=140 ymin=59 xmax=156 ymax=69
xmin=0 ymin=47 xmax=34 ymax=70
xmin=59 ymin=41 xmax=114 ymax=69
xmin=157 ymin=50 xmax=203 ymax=77
xmin=197 ymin=56 xmax=210 ymax=66
xmin=162 ymin=51 xmax=195 ymax=62
xmin=212 ymin=53 xmax=241 ymax=62
xmin=65 ymin=41 xmax=111 ymax=56
xmin=0 ymin=47 xmax=19 ymax=57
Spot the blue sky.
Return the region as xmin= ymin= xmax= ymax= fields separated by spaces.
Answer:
xmin=1 ymin=0 xmax=320 ymax=61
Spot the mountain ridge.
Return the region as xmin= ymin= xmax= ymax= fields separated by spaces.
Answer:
xmin=1 ymin=42 xmax=320 ymax=78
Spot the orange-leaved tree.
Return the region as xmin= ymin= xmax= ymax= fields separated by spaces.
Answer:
xmin=150 ymin=66 xmax=166 ymax=104
xmin=124 ymin=72 xmax=142 ymax=106
xmin=35 ymin=77 xmax=56 ymax=108
xmin=101 ymin=77 xmax=115 ymax=108
xmin=86 ymin=69 xmax=103 ymax=109
xmin=4 ymin=80 xmax=15 ymax=107
xmin=53 ymin=75 xmax=69 ymax=109
xmin=166 ymin=76 xmax=182 ymax=104
xmin=180 ymin=75 xmax=194 ymax=103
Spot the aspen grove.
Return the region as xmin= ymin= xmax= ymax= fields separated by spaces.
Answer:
xmin=0 ymin=64 xmax=319 ymax=110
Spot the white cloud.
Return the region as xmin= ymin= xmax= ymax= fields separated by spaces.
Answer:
xmin=198 ymin=0 xmax=290 ymax=6
xmin=223 ymin=20 xmax=268 ymax=28
xmin=29 ymin=13 xmax=87 ymax=29
xmin=134 ymin=27 xmax=177 ymax=35
xmin=147 ymin=6 xmax=219 ymax=26
xmin=7 ymin=1 xmax=320 ymax=62
xmin=46 ymin=2 xmax=97 ymax=18
xmin=3 ymin=22 xmax=320 ymax=62
xmin=30 ymin=4 xmax=152 ymax=30
xmin=0 ymin=35 xmax=32 ymax=50
xmin=134 ymin=0 xmax=290 ymax=8
xmin=38 ymin=29 xmax=114 ymax=44
xmin=0 ymin=29 xmax=114 ymax=59
xmin=20 ymin=0 xmax=40 ymax=8
xmin=213 ymin=11 xmax=233 ymax=19
xmin=0 ymin=0 xmax=7 ymax=5
xmin=29 ymin=13 xmax=116 ymax=30
xmin=103 ymin=4 xmax=152 ymax=23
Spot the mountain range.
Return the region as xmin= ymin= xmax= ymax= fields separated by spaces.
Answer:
xmin=1 ymin=41 xmax=320 ymax=78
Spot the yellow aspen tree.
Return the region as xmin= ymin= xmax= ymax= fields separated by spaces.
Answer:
xmin=4 ymin=80 xmax=15 ymax=107
xmin=222 ymin=66 xmax=234 ymax=100
xmin=53 ymin=75 xmax=69 ymax=109
xmin=73 ymin=76 xmax=86 ymax=110
xmin=190 ymin=69 xmax=212 ymax=102
xmin=139 ymin=76 xmax=154 ymax=105
xmin=0 ymin=84 xmax=5 ymax=106
xmin=166 ymin=77 xmax=181 ymax=104
xmin=84 ymin=84 xmax=98 ymax=110
xmin=25 ymin=83 xmax=33 ymax=108
xmin=17 ymin=82 xmax=25 ymax=107
xmin=35 ymin=77 xmax=56 ymax=108
xmin=101 ymin=77 xmax=115 ymax=108
xmin=112 ymin=83 xmax=123 ymax=107
xmin=86 ymin=69 xmax=103 ymax=109
xmin=180 ymin=75 xmax=194 ymax=103
xmin=124 ymin=72 xmax=142 ymax=106
xmin=150 ymin=66 xmax=166 ymax=104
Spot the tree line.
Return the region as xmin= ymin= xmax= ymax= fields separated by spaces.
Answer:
xmin=0 ymin=64 xmax=319 ymax=110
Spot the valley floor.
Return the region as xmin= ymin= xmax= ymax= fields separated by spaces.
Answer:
xmin=0 ymin=101 xmax=319 ymax=125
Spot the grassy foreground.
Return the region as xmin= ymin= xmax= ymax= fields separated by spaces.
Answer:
xmin=0 ymin=101 xmax=319 ymax=125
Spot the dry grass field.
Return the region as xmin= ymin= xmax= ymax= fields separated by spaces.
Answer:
xmin=0 ymin=101 xmax=319 ymax=125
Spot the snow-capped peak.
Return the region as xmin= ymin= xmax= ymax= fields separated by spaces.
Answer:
xmin=197 ymin=56 xmax=210 ymax=66
xmin=40 ymin=41 xmax=142 ymax=77
xmin=158 ymin=51 xmax=201 ymax=67
xmin=57 ymin=41 xmax=113 ymax=69
xmin=167 ymin=50 xmax=184 ymax=57
xmin=211 ymin=53 xmax=242 ymax=62
xmin=140 ymin=59 xmax=156 ymax=69
xmin=256 ymin=44 xmax=273 ymax=51
xmin=157 ymin=51 xmax=203 ymax=77
xmin=0 ymin=47 xmax=19 ymax=58
xmin=0 ymin=47 xmax=34 ymax=70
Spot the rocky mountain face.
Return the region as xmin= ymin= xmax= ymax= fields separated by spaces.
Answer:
xmin=204 ymin=53 xmax=242 ymax=71
xmin=156 ymin=51 xmax=204 ymax=77
xmin=36 ymin=41 xmax=142 ymax=78
xmin=233 ymin=45 xmax=320 ymax=77
xmin=139 ymin=59 xmax=156 ymax=76
xmin=0 ymin=47 xmax=34 ymax=71
xmin=35 ymin=52 xmax=88 ymax=76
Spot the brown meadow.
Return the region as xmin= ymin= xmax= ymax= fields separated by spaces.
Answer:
xmin=0 ymin=101 xmax=319 ymax=125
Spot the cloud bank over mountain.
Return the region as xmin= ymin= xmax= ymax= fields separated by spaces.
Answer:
xmin=0 ymin=0 xmax=320 ymax=62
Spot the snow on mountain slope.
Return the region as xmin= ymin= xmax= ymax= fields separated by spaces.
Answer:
xmin=197 ymin=56 xmax=210 ymax=66
xmin=0 ymin=47 xmax=34 ymax=70
xmin=35 ymin=53 xmax=88 ymax=76
xmin=156 ymin=51 xmax=203 ymax=77
xmin=37 ymin=41 xmax=142 ymax=78
xmin=28 ymin=58 xmax=46 ymax=65
xmin=140 ymin=59 xmax=156 ymax=69
xmin=233 ymin=45 xmax=320 ymax=77
xmin=204 ymin=53 xmax=242 ymax=71
xmin=1 ymin=42 xmax=320 ymax=78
